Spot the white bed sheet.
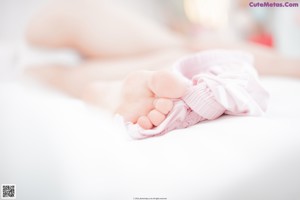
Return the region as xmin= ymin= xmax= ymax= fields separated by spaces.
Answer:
xmin=1 ymin=42 xmax=300 ymax=200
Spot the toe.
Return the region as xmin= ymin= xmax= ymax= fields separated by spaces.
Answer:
xmin=148 ymin=110 xmax=166 ymax=127
xmin=137 ymin=116 xmax=153 ymax=130
xmin=154 ymin=98 xmax=173 ymax=114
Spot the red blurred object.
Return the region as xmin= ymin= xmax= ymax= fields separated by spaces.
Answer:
xmin=249 ymin=33 xmax=274 ymax=47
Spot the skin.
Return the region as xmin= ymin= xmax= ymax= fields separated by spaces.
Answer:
xmin=25 ymin=0 xmax=300 ymax=129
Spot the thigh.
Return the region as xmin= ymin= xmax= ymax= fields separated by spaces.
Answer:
xmin=27 ymin=0 xmax=184 ymax=58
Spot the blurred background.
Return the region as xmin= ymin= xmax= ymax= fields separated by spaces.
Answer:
xmin=0 ymin=0 xmax=300 ymax=57
xmin=1 ymin=1 xmax=300 ymax=199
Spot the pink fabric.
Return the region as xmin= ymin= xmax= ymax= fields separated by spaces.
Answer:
xmin=117 ymin=50 xmax=269 ymax=139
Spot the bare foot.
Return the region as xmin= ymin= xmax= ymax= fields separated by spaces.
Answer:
xmin=116 ymin=70 xmax=187 ymax=129
xmin=26 ymin=65 xmax=188 ymax=130
xmin=74 ymin=70 xmax=187 ymax=129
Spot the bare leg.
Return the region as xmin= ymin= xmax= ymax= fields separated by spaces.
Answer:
xmin=26 ymin=0 xmax=300 ymax=78
xmin=26 ymin=47 xmax=191 ymax=98
xmin=25 ymin=0 xmax=300 ymax=130
xmin=26 ymin=0 xmax=184 ymax=59
xmin=26 ymin=48 xmax=189 ymax=129
xmin=187 ymin=37 xmax=300 ymax=78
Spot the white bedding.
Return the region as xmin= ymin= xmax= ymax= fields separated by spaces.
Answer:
xmin=1 ymin=42 xmax=300 ymax=200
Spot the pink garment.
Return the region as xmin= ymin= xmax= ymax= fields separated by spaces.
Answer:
xmin=116 ymin=50 xmax=269 ymax=139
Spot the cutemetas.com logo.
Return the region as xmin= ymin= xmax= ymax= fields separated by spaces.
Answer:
xmin=249 ymin=1 xmax=299 ymax=7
